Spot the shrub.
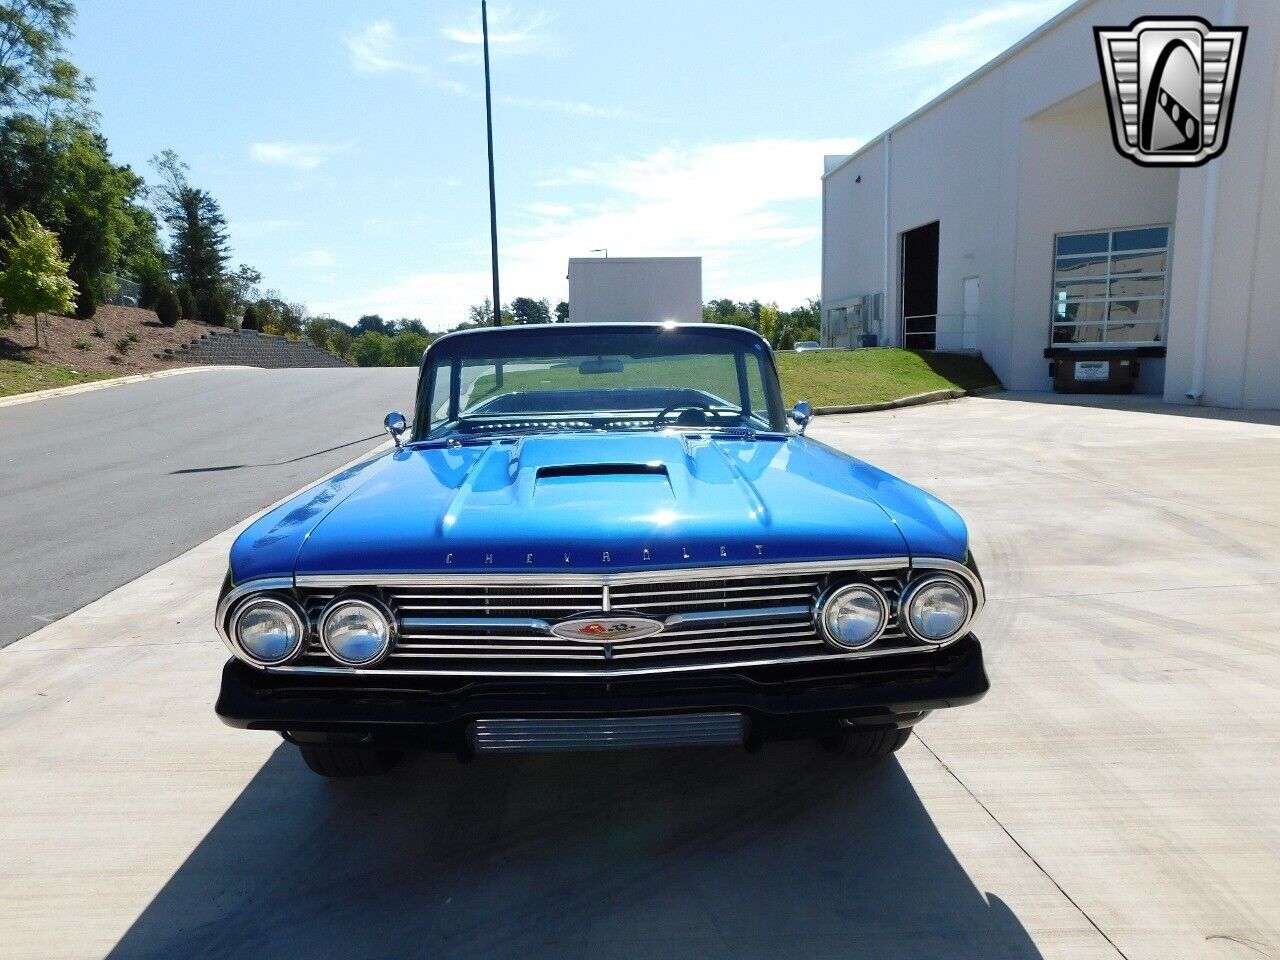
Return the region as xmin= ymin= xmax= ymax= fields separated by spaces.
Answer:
xmin=114 ymin=337 xmax=130 ymax=354
xmin=74 ymin=337 xmax=89 ymax=350
xmin=390 ymin=331 xmax=429 ymax=366
xmin=127 ymin=331 xmax=139 ymax=343
xmin=72 ymin=268 xmax=97 ymax=319
xmin=154 ymin=287 xmax=180 ymax=327
xmin=177 ymin=285 xmax=196 ymax=320
xmin=203 ymin=288 xmax=231 ymax=327
xmin=241 ymin=303 xmax=259 ymax=331
xmin=92 ymin=321 xmax=105 ymax=337
xmin=349 ymin=332 xmax=391 ymax=367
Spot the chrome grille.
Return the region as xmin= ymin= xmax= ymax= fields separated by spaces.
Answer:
xmin=293 ymin=565 xmax=930 ymax=677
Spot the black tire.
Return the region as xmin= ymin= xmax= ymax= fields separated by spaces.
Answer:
xmin=819 ymin=727 xmax=912 ymax=760
xmin=297 ymin=743 xmax=404 ymax=778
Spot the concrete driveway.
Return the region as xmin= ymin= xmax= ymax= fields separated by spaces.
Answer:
xmin=0 ymin=393 xmax=1276 ymax=959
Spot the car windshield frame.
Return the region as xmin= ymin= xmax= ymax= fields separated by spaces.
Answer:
xmin=412 ymin=323 xmax=788 ymax=442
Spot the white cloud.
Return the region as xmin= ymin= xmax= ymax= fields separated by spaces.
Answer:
xmin=499 ymin=95 xmax=630 ymax=119
xmin=346 ymin=20 xmax=428 ymax=74
xmin=441 ymin=7 xmax=554 ymax=57
xmin=293 ymin=249 xmax=336 ymax=268
xmin=319 ymin=137 xmax=856 ymax=329
xmin=887 ymin=1 xmax=1063 ymax=71
xmin=250 ymin=141 xmax=346 ymax=170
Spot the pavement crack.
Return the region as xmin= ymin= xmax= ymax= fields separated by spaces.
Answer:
xmin=916 ymin=735 xmax=1132 ymax=960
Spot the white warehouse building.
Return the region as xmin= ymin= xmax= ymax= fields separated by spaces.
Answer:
xmin=821 ymin=0 xmax=1280 ymax=407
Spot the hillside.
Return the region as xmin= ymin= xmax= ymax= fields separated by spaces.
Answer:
xmin=0 ymin=305 xmax=215 ymax=386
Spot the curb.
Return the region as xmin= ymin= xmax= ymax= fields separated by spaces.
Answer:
xmin=0 ymin=365 xmax=252 ymax=409
xmin=814 ymin=385 xmax=1003 ymax=416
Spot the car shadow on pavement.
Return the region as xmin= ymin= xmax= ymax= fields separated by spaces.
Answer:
xmin=168 ymin=434 xmax=383 ymax=475
xmin=107 ymin=740 xmax=1043 ymax=960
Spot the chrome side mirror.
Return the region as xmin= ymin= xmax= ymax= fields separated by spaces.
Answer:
xmin=789 ymin=400 xmax=812 ymax=435
xmin=384 ymin=410 xmax=408 ymax=448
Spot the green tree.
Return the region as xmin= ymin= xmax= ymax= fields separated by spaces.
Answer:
xmin=0 ymin=116 xmax=157 ymax=315
xmin=149 ymin=149 xmax=229 ymax=318
xmin=554 ymin=300 xmax=569 ymax=322
xmin=153 ymin=286 xmax=179 ymax=327
xmin=354 ymin=313 xmax=392 ymax=335
xmin=226 ymin=263 xmax=261 ymax=311
xmin=394 ymin=317 xmax=428 ymax=336
xmin=241 ymin=302 xmax=259 ymax=330
xmin=349 ymin=331 xmax=391 ymax=367
xmin=389 ymin=331 xmax=428 ymax=366
xmin=0 ymin=210 xmax=76 ymax=345
xmin=465 ymin=299 xmax=493 ymax=328
xmin=758 ymin=302 xmax=780 ymax=342
xmin=511 ymin=296 xmax=550 ymax=325
xmin=0 ymin=0 xmax=94 ymax=119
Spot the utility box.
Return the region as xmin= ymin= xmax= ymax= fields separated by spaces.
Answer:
xmin=567 ymin=257 xmax=702 ymax=324
xmin=1050 ymin=352 xmax=1140 ymax=393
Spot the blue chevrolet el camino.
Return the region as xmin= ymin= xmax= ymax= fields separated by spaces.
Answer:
xmin=215 ymin=323 xmax=988 ymax=776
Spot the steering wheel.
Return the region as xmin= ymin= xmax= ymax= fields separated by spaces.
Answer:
xmin=652 ymin=400 xmax=712 ymax=429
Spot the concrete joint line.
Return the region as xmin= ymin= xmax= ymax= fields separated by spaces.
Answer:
xmin=915 ymin=735 xmax=1133 ymax=960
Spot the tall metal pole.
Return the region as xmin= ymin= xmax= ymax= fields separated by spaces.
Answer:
xmin=482 ymin=0 xmax=501 ymax=327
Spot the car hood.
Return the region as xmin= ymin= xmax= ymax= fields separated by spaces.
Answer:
xmin=229 ymin=433 xmax=968 ymax=580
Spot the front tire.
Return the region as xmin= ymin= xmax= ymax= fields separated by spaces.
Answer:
xmin=819 ymin=727 xmax=912 ymax=761
xmin=297 ymin=742 xmax=404 ymax=778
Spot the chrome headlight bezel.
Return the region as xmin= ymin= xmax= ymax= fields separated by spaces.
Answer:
xmin=898 ymin=572 xmax=976 ymax=646
xmin=319 ymin=596 xmax=396 ymax=667
xmin=817 ymin=581 xmax=890 ymax=651
xmin=229 ymin=595 xmax=307 ymax=667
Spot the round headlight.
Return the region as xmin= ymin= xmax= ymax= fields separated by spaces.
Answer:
xmin=819 ymin=583 xmax=889 ymax=650
xmin=901 ymin=574 xmax=973 ymax=645
xmin=320 ymin=598 xmax=393 ymax=666
xmin=233 ymin=597 xmax=305 ymax=665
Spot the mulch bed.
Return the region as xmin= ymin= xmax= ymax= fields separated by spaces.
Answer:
xmin=0 ymin=305 xmax=226 ymax=376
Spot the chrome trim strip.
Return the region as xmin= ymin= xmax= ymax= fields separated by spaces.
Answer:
xmin=263 ymin=642 xmax=934 ymax=678
xmin=400 ymin=616 xmax=552 ymax=633
xmin=663 ymin=604 xmax=812 ymax=628
xmin=294 ymin=557 xmax=911 ymax=589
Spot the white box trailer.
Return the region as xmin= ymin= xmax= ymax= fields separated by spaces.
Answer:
xmin=567 ymin=256 xmax=702 ymax=324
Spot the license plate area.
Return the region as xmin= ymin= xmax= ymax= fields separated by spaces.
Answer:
xmin=469 ymin=713 xmax=747 ymax=753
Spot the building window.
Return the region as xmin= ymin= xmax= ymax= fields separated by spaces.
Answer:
xmin=1051 ymin=225 xmax=1169 ymax=348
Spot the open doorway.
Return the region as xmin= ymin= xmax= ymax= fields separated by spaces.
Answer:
xmin=900 ymin=221 xmax=939 ymax=350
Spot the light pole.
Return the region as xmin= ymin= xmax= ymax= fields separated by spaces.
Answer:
xmin=482 ymin=0 xmax=501 ymax=326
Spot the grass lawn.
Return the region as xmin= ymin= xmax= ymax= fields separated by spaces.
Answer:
xmin=0 ymin=358 xmax=118 ymax=398
xmin=776 ymin=349 xmax=1000 ymax=407
xmin=467 ymin=347 xmax=999 ymax=412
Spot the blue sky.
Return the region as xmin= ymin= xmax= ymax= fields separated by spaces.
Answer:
xmin=70 ymin=0 xmax=1072 ymax=329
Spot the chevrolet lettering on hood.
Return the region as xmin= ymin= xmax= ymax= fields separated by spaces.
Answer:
xmin=215 ymin=323 xmax=989 ymax=777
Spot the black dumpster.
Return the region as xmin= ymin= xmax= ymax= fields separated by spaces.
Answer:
xmin=1047 ymin=350 xmax=1140 ymax=394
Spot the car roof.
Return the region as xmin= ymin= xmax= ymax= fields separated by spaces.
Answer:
xmin=428 ymin=322 xmax=771 ymax=351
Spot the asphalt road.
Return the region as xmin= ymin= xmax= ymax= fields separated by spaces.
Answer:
xmin=0 ymin=367 xmax=417 ymax=648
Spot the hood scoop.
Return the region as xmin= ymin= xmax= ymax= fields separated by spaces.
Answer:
xmin=535 ymin=463 xmax=668 ymax=480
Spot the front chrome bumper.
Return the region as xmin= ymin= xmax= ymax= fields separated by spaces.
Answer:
xmin=216 ymin=635 xmax=988 ymax=751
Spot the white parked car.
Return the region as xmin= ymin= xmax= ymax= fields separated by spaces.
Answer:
xmin=794 ymin=341 xmax=821 ymax=352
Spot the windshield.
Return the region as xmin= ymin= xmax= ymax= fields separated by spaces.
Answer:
xmin=417 ymin=326 xmax=785 ymax=439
